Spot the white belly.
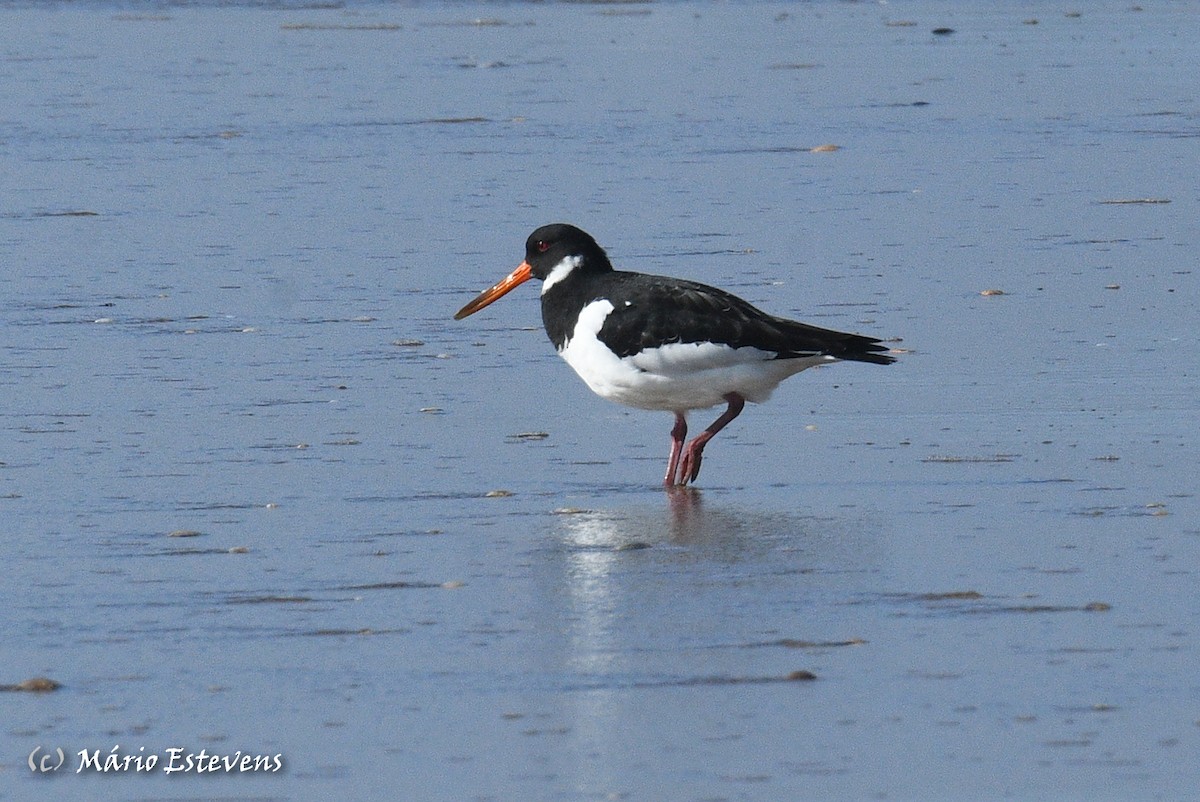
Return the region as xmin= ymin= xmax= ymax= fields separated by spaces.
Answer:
xmin=558 ymin=300 xmax=831 ymax=412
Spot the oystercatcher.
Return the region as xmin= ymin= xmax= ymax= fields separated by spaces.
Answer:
xmin=455 ymin=224 xmax=896 ymax=487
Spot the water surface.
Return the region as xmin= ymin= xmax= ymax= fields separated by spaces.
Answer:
xmin=2 ymin=2 xmax=1198 ymax=800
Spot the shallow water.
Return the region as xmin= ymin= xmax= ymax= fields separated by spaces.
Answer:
xmin=2 ymin=1 xmax=1198 ymax=800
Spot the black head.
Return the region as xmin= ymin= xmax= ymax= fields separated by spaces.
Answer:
xmin=454 ymin=223 xmax=612 ymax=320
xmin=523 ymin=223 xmax=612 ymax=280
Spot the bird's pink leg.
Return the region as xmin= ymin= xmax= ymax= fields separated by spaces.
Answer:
xmin=677 ymin=393 xmax=746 ymax=486
xmin=663 ymin=412 xmax=688 ymax=487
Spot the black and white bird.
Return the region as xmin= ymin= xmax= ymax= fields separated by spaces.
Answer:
xmin=455 ymin=224 xmax=896 ymax=487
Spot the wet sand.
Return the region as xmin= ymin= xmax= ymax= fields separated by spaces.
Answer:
xmin=2 ymin=2 xmax=1198 ymax=799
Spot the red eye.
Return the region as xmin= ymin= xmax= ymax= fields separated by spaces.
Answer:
xmin=536 ymin=240 xmax=550 ymax=253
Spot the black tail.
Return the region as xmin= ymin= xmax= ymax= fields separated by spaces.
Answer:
xmin=842 ymin=348 xmax=896 ymax=366
xmin=839 ymin=335 xmax=896 ymax=365
xmin=776 ymin=318 xmax=897 ymax=365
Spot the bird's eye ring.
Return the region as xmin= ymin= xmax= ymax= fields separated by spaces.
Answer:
xmin=535 ymin=240 xmax=550 ymax=253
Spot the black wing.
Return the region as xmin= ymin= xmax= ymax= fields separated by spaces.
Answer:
xmin=595 ymin=272 xmax=894 ymax=365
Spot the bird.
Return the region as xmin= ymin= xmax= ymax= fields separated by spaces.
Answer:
xmin=454 ymin=223 xmax=896 ymax=487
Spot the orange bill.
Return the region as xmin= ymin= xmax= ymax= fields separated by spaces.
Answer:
xmin=454 ymin=261 xmax=533 ymax=320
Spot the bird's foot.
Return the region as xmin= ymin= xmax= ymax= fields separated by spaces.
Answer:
xmin=677 ymin=442 xmax=704 ymax=486
xmin=663 ymin=412 xmax=688 ymax=487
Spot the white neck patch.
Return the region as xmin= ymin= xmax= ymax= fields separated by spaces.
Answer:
xmin=539 ymin=255 xmax=583 ymax=296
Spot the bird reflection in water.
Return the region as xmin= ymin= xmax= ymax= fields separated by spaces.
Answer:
xmin=555 ymin=488 xmax=747 ymax=680
xmin=558 ymin=487 xmax=750 ymax=555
